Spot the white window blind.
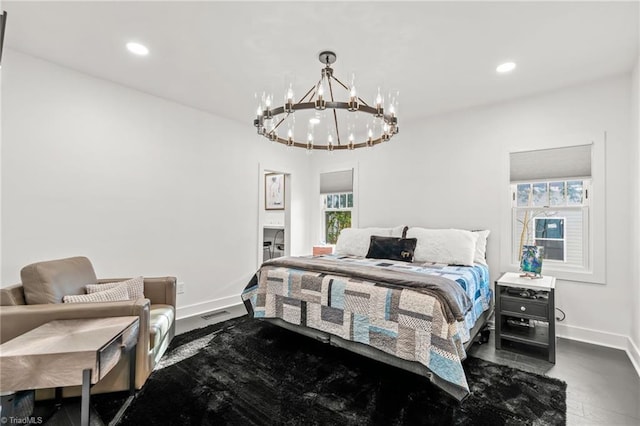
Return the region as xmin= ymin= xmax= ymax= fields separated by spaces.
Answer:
xmin=320 ymin=170 xmax=353 ymax=194
xmin=510 ymin=144 xmax=592 ymax=182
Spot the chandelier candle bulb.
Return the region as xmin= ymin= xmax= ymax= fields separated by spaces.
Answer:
xmin=284 ymin=86 xmax=294 ymax=113
xmin=315 ymin=84 xmax=326 ymax=110
xmin=307 ymin=133 xmax=314 ymax=151
xmin=348 ymin=85 xmax=358 ymax=111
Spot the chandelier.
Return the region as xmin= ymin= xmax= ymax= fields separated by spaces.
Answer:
xmin=253 ymin=51 xmax=399 ymax=151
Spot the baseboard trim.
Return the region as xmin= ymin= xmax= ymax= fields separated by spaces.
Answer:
xmin=176 ymin=295 xmax=243 ymax=320
xmin=557 ymin=323 xmax=640 ymax=377
xmin=627 ymin=337 xmax=640 ymax=378
xmin=556 ymin=323 xmax=628 ymax=349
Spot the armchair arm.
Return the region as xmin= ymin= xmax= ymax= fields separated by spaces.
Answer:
xmin=0 ymin=299 xmax=152 ymax=388
xmin=0 ymin=284 xmax=26 ymax=306
xmin=97 ymin=276 xmax=176 ymax=307
xmin=0 ymin=299 xmax=150 ymax=345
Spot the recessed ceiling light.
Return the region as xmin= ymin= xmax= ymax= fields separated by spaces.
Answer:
xmin=126 ymin=42 xmax=149 ymax=56
xmin=496 ymin=62 xmax=516 ymax=74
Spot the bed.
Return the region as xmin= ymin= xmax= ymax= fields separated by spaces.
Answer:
xmin=241 ymin=227 xmax=493 ymax=401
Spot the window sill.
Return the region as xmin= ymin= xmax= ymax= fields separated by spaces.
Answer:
xmin=506 ymin=263 xmax=605 ymax=285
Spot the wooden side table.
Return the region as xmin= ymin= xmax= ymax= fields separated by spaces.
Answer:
xmin=495 ymin=272 xmax=556 ymax=363
xmin=0 ymin=316 xmax=139 ymax=426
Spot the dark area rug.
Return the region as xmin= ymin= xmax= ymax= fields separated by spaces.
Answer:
xmin=93 ymin=316 xmax=566 ymax=425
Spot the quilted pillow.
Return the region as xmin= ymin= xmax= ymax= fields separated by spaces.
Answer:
xmin=85 ymin=276 xmax=144 ymax=300
xmin=63 ymin=283 xmax=129 ymax=303
xmin=406 ymin=228 xmax=479 ymax=266
xmin=366 ymin=236 xmax=417 ymax=263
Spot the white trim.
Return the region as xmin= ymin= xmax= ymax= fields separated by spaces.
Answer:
xmin=176 ymin=295 xmax=243 ymax=320
xmin=627 ymin=337 xmax=640 ymax=379
xmin=557 ymin=323 xmax=628 ymax=348
xmin=557 ymin=323 xmax=640 ymax=377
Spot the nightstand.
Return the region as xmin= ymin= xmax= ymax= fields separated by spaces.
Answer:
xmin=495 ymin=272 xmax=556 ymax=363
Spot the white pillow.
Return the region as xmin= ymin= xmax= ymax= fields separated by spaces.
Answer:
xmin=390 ymin=225 xmax=409 ymax=237
xmin=406 ymin=228 xmax=479 ymax=266
xmin=335 ymin=227 xmax=394 ymax=257
xmin=63 ymin=283 xmax=129 ymax=303
xmin=85 ymin=276 xmax=145 ymax=300
xmin=473 ymin=230 xmax=491 ymax=266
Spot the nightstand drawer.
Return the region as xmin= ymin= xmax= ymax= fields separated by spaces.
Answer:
xmin=501 ymin=296 xmax=548 ymax=318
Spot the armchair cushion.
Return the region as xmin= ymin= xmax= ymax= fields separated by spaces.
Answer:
xmin=21 ymin=256 xmax=97 ymax=305
xmin=149 ymin=305 xmax=175 ymax=351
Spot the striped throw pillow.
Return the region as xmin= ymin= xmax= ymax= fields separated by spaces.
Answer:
xmin=85 ymin=276 xmax=144 ymax=300
xmin=63 ymin=283 xmax=129 ymax=303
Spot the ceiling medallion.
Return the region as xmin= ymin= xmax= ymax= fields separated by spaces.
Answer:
xmin=254 ymin=51 xmax=399 ymax=151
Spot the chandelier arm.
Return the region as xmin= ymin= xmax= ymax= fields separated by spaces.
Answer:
xmin=326 ymin=78 xmax=342 ymax=145
xmin=327 ymin=75 xmax=335 ymax=102
xmin=271 ymin=114 xmax=289 ymax=132
xmin=332 ymin=109 xmax=341 ymax=145
xmin=297 ymin=85 xmax=317 ymax=104
xmin=330 ymin=75 xmax=370 ymax=107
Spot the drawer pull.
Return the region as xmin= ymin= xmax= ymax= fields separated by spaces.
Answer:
xmin=520 ymin=306 xmax=526 ymax=312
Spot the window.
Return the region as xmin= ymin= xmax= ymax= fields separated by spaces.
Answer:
xmin=510 ymin=145 xmax=592 ymax=272
xmin=512 ymin=178 xmax=590 ymax=268
xmin=323 ymin=193 xmax=353 ymax=244
xmin=320 ymin=169 xmax=354 ymax=244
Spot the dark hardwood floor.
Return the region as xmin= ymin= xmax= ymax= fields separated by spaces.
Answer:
xmin=469 ymin=328 xmax=639 ymax=425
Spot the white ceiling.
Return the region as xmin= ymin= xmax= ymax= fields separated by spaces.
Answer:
xmin=4 ymin=1 xmax=639 ymax=131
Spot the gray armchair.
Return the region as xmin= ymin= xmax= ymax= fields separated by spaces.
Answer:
xmin=0 ymin=256 xmax=176 ymax=397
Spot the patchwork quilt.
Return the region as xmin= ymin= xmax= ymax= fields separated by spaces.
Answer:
xmin=241 ymin=255 xmax=491 ymax=400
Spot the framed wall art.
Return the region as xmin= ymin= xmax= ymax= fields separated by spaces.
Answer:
xmin=265 ymin=173 xmax=285 ymax=210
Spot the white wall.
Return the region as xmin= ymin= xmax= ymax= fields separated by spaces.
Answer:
xmin=1 ymin=50 xmax=311 ymax=318
xmin=311 ymin=75 xmax=635 ymax=347
xmin=631 ymin=55 xmax=640 ymax=370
